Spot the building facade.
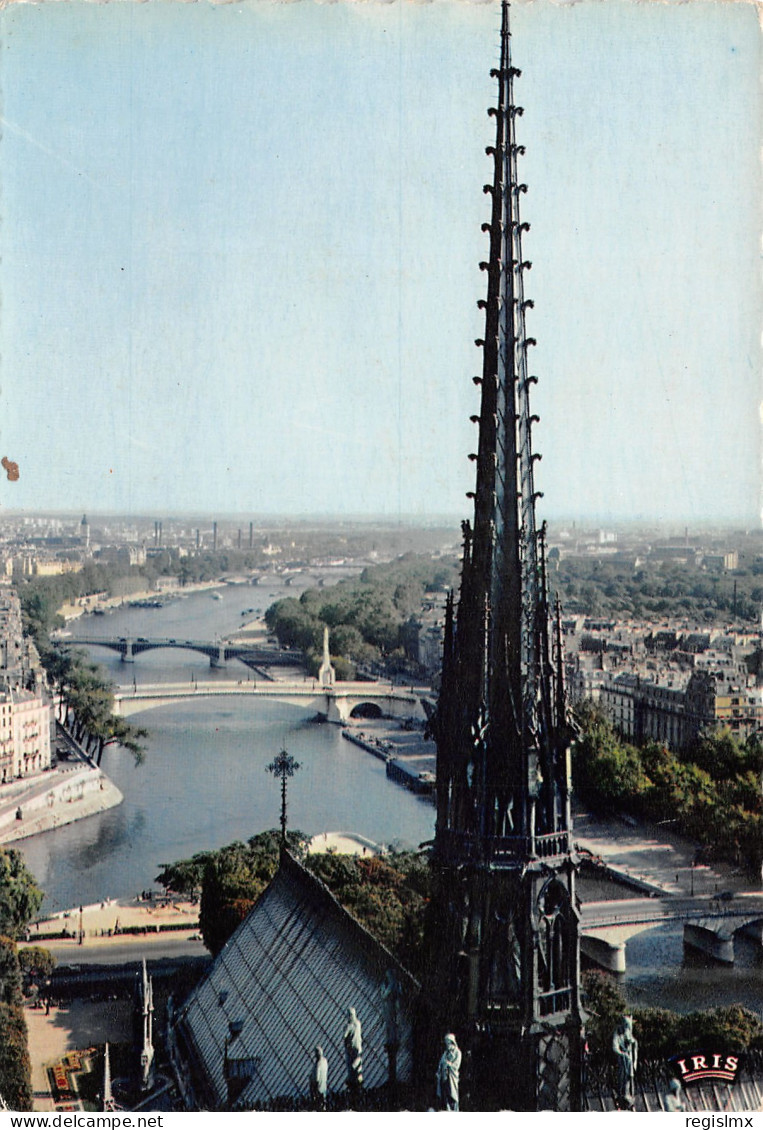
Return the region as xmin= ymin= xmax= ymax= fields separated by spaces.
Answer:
xmin=0 ymin=688 xmax=51 ymax=784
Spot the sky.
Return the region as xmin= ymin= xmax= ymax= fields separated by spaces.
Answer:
xmin=0 ymin=0 xmax=760 ymax=525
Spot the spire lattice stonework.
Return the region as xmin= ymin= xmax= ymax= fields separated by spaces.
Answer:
xmin=423 ymin=1 xmax=584 ymax=1111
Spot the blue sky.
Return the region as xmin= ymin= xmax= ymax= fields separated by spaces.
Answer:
xmin=0 ymin=0 xmax=760 ymax=524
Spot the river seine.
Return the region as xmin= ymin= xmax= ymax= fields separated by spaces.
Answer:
xmin=20 ymin=582 xmax=434 ymax=911
xmin=15 ymin=580 xmax=763 ymax=1014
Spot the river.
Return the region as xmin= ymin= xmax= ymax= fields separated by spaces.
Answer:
xmin=20 ymin=581 xmax=435 ymax=912
xmin=15 ymin=581 xmax=763 ymax=1015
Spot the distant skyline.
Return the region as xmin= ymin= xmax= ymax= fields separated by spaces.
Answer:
xmin=2 ymin=510 xmax=761 ymax=537
xmin=1 ymin=0 xmax=760 ymax=525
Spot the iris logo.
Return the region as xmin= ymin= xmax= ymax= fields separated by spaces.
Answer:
xmin=672 ymin=1053 xmax=741 ymax=1085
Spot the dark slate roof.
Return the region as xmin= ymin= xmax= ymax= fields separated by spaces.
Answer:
xmin=175 ymin=850 xmax=418 ymax=1109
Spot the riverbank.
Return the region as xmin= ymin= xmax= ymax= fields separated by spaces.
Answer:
xmin=57 ymin=579 xmax=230 ymax=623
xmin=341 ymin=720 xmax=436 ymax=799
xmin=573 ymin=806 xmax=750 ymax=898
xmin=27 ymin=893 xmax=200 ymax=949
xmin=0 ymin=763 xmax=123 ymax=846
xmin=228 ymin=611 xmax=270 ymax=644
xmin=307 ymin=830 xmax=384 ymax=855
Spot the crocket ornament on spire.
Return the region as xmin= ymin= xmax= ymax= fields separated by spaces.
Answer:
xmin=422 ymin=1 xmax=584 ymax=1111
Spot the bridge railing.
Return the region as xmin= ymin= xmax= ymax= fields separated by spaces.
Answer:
xmin=581 ymin=900 xmax=763 ymax=930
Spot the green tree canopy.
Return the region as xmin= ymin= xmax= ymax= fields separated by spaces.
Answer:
xmin=0 ymin=938 xmax=22 ymax=1006
xmin=0 ymin=851 xmax=43 ymax=940
xmin=265 ymin=553 xmax=459 ymax=679
xmin=196 ymin=831 xmax=309 ymax=956
xmin=0 ymin=1000 xmax=32 ymax=1110
xmin=165 ymin=830 xmax=431 ymax=976
xmin=573 ymin=705 xmax=763 ymax=872
xmin=17 ymin=946 xmax=56 ymax=984
xmin=43 ymin=646 xmax=147 ymax=766
xmin=582 ymin=972 xmax=763 ymax=1068
xmin=0 ymin=938 xmax=32 ymax=1110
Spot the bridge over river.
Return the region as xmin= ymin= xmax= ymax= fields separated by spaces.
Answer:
xmin=113 ymin=679 xmax=430 ymax=724
xmin=580 ymin=894 xmax=763 ymax=972
xmin=67 ymin=635 xmax=300 ymax=671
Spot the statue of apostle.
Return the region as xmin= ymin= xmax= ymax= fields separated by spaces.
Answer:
xmin=343 ymin=1007 xmax=363 ymax=1091
xmin=436 ymin=1033 xmax=462 ymax=1112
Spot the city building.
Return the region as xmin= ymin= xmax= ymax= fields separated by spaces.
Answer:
xmin=0 ymin=588 xmax=44 ymax=690
xmin=684 ymin=670 xmax=763 ymax=745
xmin=569 ymin=646 xmax=763 ymax=753
xmin=636 ymin=677 xmax=687 ymax=749
xmin=0 ymin=687 xmax=51 ymax=784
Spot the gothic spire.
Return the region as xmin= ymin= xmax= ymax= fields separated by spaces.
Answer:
xmin=424 ymin=5 xmax=583 ymax=1110
xmin=436 ymin=0 xmax=571 ymax=863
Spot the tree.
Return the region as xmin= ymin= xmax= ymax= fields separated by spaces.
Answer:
xmin=41 ymin=646 xmax=147 ymax=766
xmin=573 ymin=705 xmax=762 ymax=873
xmin=571 ymin=705 xmax=650 ymax=811
xmin=17 ymin=946 xmax=56 ymax=985
xmin=0 ymin=938 xmax=32 ymax=1110
xmin=0 ymin=938 xmax=22 ymax=1006
xmin=155 ymin=852 xmax=214 ymax=899
xmin=0 ymin=851 xmax=43 ymax=940
xmin=186 ymin=830 xmax=430 ymax=972
xmin=198 ymin=831 xmax=309 ymax=956
xmin=675 ymin=1006 xmax=763 ymax=1054
xmin=690 ymin=730 xmax=746 ymax=781
xmin=0 ymin=1001 xmax=32 ymax=1110
xmin=632 ymin=1008 xmax=679 ymax=1061
xmin=307 ymin=851 xmax=430 ymax=978
xmin=581 ymin=972 xmax=626 ymax=1064
xmin=265 ymin=553 xmax=460 ymax=678
xmin=96 ymin=716 xmax=148 ymax=767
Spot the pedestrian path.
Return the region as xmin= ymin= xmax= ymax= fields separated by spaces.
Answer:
xmin=574 ymin=807 xmax=749 ymax=898
xmin=26 ymin=998 xmax=133 ymax=1111
xmin=307 ymin=831 xmax=384 ymax=856
xmin=27 ymin=894 xmax=200 ymax=952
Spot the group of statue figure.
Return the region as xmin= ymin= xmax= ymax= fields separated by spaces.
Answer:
xmin=308 ymin=972 xmax=402 ymax=1108
xmin=307 ymin=996 xmax=462 ymax=1111
xmin=308 ymin=1006 xmax=364 ymax=1109
xmin=308 ymin=1004 xmax=686 ymax=1112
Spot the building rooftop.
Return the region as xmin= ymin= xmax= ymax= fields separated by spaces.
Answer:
xmin=175 ymin=849 xmax=418 ymax=1109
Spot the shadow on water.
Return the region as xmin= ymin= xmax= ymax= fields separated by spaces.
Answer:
xmin=75 ymin=808 xmax=148 ymax=872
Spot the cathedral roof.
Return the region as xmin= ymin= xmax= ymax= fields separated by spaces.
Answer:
xmin=174 ymin=850 xmax=418 ymax=1109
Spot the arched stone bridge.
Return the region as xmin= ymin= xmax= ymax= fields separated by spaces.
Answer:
xmin=113 ymin=679 xmax=429 ymax=725
xmin=66 ymin=636 xmax=301 ymax=671
xmin=580 ymin=894 xmax=763 ymax=973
